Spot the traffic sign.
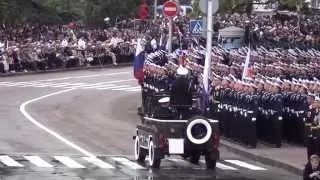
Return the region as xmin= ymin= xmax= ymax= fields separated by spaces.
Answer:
xmin=190 ymin=20 xmax=203 ymax=37
xmin=163 ymin=1 xmax=178 ymax=17
xmin=199 ymin=0 xmax=219 ymax=14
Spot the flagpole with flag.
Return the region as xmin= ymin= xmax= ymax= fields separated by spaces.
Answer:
xmin=242 ymin=46 xmax=251 ymax=80
xmin=201 ymin=0 xmax=213 ymax=114
xmin=133 ymin=38 xmax=146 ymax=85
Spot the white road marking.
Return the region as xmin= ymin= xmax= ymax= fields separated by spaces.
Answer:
xmin=24 ymin=156 xmax=53 ymax=168
xmin=59 ymin=83 xmax=88 ymax=88
xmin=96 ymin=85 xmax=122 ymax=90
xmin=126 ymin=89 xmax=141 ymax=92
xmin=167 ymin=158 xmax=192 ymax=166
xmin=18 ymin=72 xmax=135 ymax=159
xmin=47 ymin=83 xmax=77 ymax=88
xmin=216 ymin=162 xmax=238 ymax=170
xmin=70 ymin=83 xmax=110 ymax=89
xmin=82 ymin=157 xmax=115 ymax=169
xmin=112 ymin=86 xmax=140 ymax=91
xmin=0 ymin=83 xmax=19 ymax=87
xmin=19 ymin=89 xmax=96 ymax=158
xmin=13 ymin=82 xmax=42 ymax=87
xmin=81 ymin=84 xmax=115 ymax=89
xmin=54 ymin=156 xmax=85 ymax=168
xmin=199 ymin=160 xmax=238 ymax=170
xmin=29 ymin=83 xmax=59 ymax=88
xmin=225 ymin=160 xmax=267 ymax=170
xmin=37 ymin=72 xmax=131 ymax=82
xmin=108 ymin=85 xmax=131 ymax=90
xmin=0 ymin=156 xmax=24 ymax=167
xmin=112 ymin=157 xmax=145 ymax=169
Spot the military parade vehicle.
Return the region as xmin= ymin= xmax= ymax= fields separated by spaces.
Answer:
xmin=133 ymin=56 xmax=220 ymax=169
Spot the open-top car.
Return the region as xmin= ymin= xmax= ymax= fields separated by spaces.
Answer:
xmin=133 ymin=62 xmax=220 ymax=169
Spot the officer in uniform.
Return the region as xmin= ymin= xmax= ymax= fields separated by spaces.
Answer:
xmin=270 ymin=82 xmax=284 ymax=148
xmin=305 ymin=94 xmax=318 ymax=159
xmin=246 ymin=83 xmax=259 ymax=148
xmin=219 ymin=77 xmax=232 ymax=137
xmin=170 ymin=57 xmax=193 ymax=119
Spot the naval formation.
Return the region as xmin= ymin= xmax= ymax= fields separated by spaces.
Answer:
xmin=139 ymin=45 xmax=320 ymax=159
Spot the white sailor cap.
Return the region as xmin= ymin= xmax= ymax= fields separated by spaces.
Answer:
xmin=177 ymin=66 xmax=189 ymax=75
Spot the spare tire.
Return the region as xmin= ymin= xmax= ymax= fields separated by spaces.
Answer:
xmin=186 ymin=116 xmax=212 ymax=145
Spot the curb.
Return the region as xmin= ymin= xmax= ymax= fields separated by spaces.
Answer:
xmin=220 ymin=139 xmax=303 ymax=175
xmin=0 ymin=63 xmax=132 ymax=77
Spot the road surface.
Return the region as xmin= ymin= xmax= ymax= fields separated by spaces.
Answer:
xmin=0 ymin=67 xmax=300 ymax=180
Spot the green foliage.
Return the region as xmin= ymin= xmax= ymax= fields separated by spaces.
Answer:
xmin=0 ymin=0 xmax=142 ymax=26
xmin=190 ymin=0 xmax=201 ymax=18
xmin=279 ymin=0 xmax=297 ymax=9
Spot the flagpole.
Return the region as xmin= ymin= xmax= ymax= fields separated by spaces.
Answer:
xmin=154 ymin=0 xmax=158 ymax=21
xmin=203 ymin=0 xmax=213 ymax=94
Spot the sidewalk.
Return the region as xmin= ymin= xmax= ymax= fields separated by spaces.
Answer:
xmin=0 ymin=63 xmax=132 ymax=77
xmin=220 ymin=137 xmax=306 ymax=175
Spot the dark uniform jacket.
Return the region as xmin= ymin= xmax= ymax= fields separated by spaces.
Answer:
xmin=170 ymin=75 xmax=193 ymax=108
xmin=304 ymin=163 xmax=320 ymax=180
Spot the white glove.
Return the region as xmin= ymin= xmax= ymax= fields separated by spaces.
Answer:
xmin=310 ymin=172 xmax=319 ymax=178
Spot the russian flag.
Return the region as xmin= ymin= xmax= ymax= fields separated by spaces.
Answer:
xmin=133 ymin=38 xmax=145 ymax=84
xmin=242 ymin=48 xmax=254 ymax=80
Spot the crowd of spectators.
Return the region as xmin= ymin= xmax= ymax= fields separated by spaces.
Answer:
xmin=213 ymin=13 xmax=320 ymax=49
xmin=1 ymin=12 xmax=320 ymax=73
xmin=0 ymin=24 xmax=143 ymax=73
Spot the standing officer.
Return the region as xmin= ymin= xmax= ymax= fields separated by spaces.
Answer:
xmin=270 ymin=83 xmax=284 ymax=148
xmin=246 ymin=84 xmax=259 ymax=148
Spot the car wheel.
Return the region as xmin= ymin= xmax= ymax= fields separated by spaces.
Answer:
xmin=148 ymin=140 xmax=161 ymax=168
xmin=205 ymin=153 xmax=216 ymax=169
xmin=134 ymin=136 xmax=146 ymax=162
xmin=190 ymin=153 xmax=200 ymax=164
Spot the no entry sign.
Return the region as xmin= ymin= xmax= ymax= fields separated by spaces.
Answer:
xmin=163 ymin=1 xmax=178 ymax=17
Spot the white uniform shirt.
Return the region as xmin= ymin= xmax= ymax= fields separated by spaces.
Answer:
xmin=78 ymin=39 xmax=86 ymax=50
xmin=151 ymin=39 xmax=157 ymax=50
xmin=61 ymin=39 xmax=68 ymax=47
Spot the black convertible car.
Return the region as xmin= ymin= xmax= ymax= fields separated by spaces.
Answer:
xmin=133 ymin=63 xmax=220 ymax=169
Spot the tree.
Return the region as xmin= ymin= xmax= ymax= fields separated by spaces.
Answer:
xmin=0 ymin=0 xmax=166 ymax=26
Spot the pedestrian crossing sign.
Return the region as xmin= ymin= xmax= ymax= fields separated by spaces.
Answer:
xmin=190 ymin=20 xmax=203 ymax=37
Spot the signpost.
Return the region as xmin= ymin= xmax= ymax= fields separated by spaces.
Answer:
xmin=163 ymin=1 xmax=178 ymax=53
xmin=163 ymin=1 xmax=178 ymax=17
xmin=190 ymin=20 xmax=203 ymax=37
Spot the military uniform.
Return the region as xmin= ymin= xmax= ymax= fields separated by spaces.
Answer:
xmin=270 ymin=93 xmax=283 ymax=148
xmin=245 ymin=92 xmax=259 ymax=147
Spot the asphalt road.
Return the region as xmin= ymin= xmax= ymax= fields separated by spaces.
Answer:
xmin=0 ymin=67 xmax=300 ymax=180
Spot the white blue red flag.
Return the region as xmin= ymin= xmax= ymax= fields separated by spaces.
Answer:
xmin=133 ymin=38 xmax=145 ymax=84
xmin=242 ymin=48 xmax=254 ymax=80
